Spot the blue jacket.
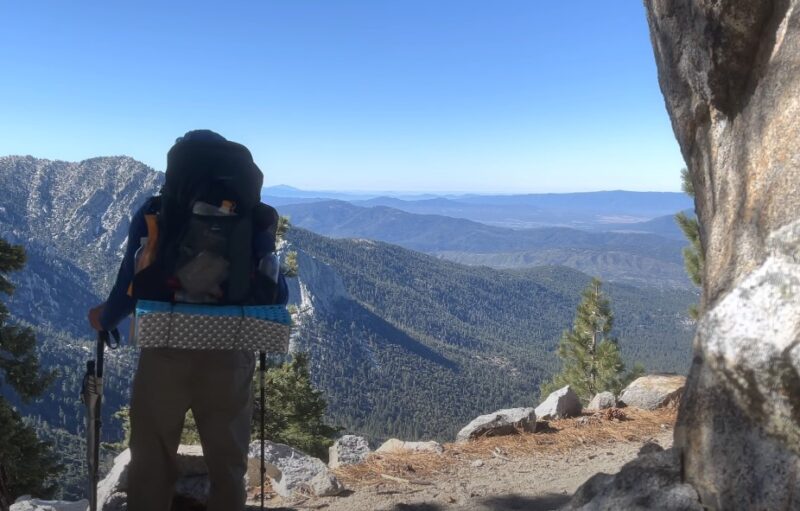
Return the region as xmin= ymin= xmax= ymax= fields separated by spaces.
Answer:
xmin=100 ymin=201 xmax=289 ymax=331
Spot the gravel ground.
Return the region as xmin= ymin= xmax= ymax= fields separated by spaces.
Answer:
xmin=256 ymin=429 xmax=674 ymax=511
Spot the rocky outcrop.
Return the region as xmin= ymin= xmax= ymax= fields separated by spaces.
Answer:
xmin=586 ymin=391 xmax=616 ymax=411
xmin=375 ymin=439 xmax=444 ymax=454
xmin=96 ymin=445 xmax=236 ymax=510
xmin=455 ymin=408 xmax=536 ymax=442
xmin=535 ymin=386 xmax=582 ymax=420
xmin=677 ymin=222 xmax=800 ymax=508
xmin=563 ymin=449 xmax=702 ymax=511
xmin=329 ymin=435 xmax=371 ymax=468
xmin=96 ymin=449 xmax=130 ymax=510
xmin=246 ymin=441 xmax=343 ymax=498
xmin=618 ymin=375 xmax=684 ymax=410
xmin=568 ymin=2 xmax=800 ymax=510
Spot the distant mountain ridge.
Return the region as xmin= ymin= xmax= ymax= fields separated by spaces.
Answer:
xmin=278 ymin=200 xmax=692 ymax=289
xmin=264 ymin=185 xmax=693 ymax=230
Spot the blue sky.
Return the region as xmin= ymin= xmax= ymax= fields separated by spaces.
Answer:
xmin=0 ymin=1 xmax=684 ymax=193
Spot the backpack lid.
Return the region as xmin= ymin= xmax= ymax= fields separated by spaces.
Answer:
xmin=163 ymin=130 xmax=264 ymax=212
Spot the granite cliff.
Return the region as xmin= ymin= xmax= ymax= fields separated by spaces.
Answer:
xmin=567 ymin=2 xmax=800 ymax=509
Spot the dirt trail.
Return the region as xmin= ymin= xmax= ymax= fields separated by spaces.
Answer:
xmin=257 ymin=410 xmax=675 ymax=511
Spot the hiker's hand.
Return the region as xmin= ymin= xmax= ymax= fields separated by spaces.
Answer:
xmin=88 ymin=304 xmax=105 ymax=331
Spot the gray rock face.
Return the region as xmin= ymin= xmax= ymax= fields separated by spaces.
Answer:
xmin=638 ymin=2 xmax=800 ymax=509
xmin=328 ymin=435 xmax=371 ymax=468
xmin=534 ymin=386 xmax=582 ymax=420
xmin=618 ymin=375 xmax=684 ymax=410
xmin=247 ymin=441 xmax=343 ymax=497
xmin=564 ymin=449 xmax=702 ymax=511
xmin=375 ymin=439 xmax=444 ymax=454
xmin=455 ymin=407 xmax=536 ymax=442
xmin=586 ymin=391 xmax=616 ymax=411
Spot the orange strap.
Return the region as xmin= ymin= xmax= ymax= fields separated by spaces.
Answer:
xmin=127 ymin=214 xmax=160 ymax=297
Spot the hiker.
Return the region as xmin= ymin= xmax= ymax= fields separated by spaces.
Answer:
xmin=87 ymin=130 xmax=288 ymax=511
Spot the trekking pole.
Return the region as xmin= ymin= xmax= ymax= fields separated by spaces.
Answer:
xmin=259 ymin=350 xmax=267 ymax=511
xmin=81 ymin=329 xmax=120 ymax=511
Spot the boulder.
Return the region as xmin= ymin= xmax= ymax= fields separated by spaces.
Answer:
xmin=455 ymin=407 xmax=536 ymax=442
xmin=246 ymin=441 xmax=343 ymax=497
xmin=563 ymin=449 xmax=702 ymax=510
xmin=174 ymin=444 xmax=208 ymax=476
xmin=618 ymin=375 xmax=684 ymax=410
xmin=571 ymin=2 xmax=800 ymax=509
xmin=96 ymin=445 xmax=215 ymax=510
xmin=375 ymin=439 xmax=444 ymax=454
xmin=534 ymin=386 xmax=581 ymax=419
xmin=96 ymin=449 xmax=130 ymax=511
xmin=10 ymin=497 xmax=88 ymax=511
xmin=328 ymin=435 xmax=371 ymax=468
xmin=586 ymin=391 xmax=616 ymax=411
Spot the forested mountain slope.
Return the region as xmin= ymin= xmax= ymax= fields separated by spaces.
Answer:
xmin=284 ymin=228 xmax=696 ymax=441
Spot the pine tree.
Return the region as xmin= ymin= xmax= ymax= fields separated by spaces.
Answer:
xmin=675 ymin=167 xmax=704 ymax=318
xmin=542 ymin=278 xmax=628 ymax=402
xmin=278 ymin=216 xmax=299 ymax=278
xmin=0 ymin=238 xmax=60 ymax=503
xmin=252 ymin=353 xmax=338 ymax=460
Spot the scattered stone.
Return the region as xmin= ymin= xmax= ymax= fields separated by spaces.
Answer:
xmin=455 ymin=407 xmax=536 ymax=442
xmin=535 ymin=386 xmax=582 ymax=419
xmin=618 ymin=375 xmax=685 ymax=410
xmin=376 ymin=439 xmax=444 ymax=454
xmin=562 ymin=449 xmax=702 ymax=510
xmin=586 ymin=391 xmax=616 ymax=411
xmin=247 ymin=441 xmax=343 ymax=497
xmin=470 ymin=460 xmax=485 ymax=468
xmin=328 ymin=435 xmax=371 ymax=468
xmin=491 ymin=447 xmax=511 ymax=462
xmin=575 ymin=416 xmax=601 ymax=427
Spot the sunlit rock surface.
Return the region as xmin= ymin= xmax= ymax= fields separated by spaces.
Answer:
xmin=570 ymin=1 xmax=800 ymax=508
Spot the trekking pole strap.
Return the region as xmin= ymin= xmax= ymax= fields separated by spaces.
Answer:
xmin=100 ymin=328 xmax=121 ymax=349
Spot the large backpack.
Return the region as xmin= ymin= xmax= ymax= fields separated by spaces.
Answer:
xmin=132 ymin=134 xmax=280 ymax=305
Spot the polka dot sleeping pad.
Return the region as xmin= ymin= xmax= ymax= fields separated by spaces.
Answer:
xmin=134 ymin=300 xmax=291 ymax=353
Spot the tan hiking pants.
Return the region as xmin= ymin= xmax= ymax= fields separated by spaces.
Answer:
xmin=127 ymin=348 xmax=255 ymax=511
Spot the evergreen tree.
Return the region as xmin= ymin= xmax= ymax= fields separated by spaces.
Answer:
xmin=675 ymin=167 xmax=704 ymax=318
xmin=0 ymin=238 xmax=60 ymax=502
xmin=278 ymin=216 xmax=298 ymax=278
xmin=542 ymin=278 xmax=627 ymax=402
xmin=252 ymin=353 xmax=338 ymax=460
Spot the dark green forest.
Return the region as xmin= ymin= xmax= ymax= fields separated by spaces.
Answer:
xmin=286 ymin=228 xmax=696 ymax=443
